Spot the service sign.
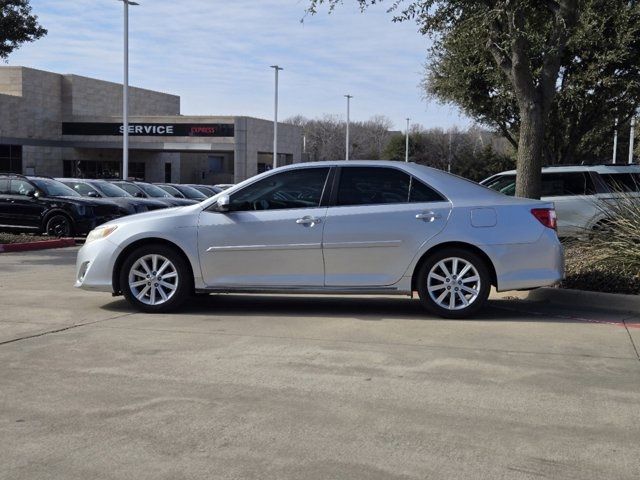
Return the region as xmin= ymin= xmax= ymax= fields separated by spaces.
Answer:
xmin=62 ymin=122 xmax=235 ymax=137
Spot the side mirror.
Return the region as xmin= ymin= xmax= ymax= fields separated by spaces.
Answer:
xmin=212 ymin=194 xmax=230 ymax=212
xmin=134 ymin=192 xmax=145 ymax=198
xmin=87 ymin=191 xmax=100 ymax=198
xmin=26 ymin=189 xmax=37 ymax=198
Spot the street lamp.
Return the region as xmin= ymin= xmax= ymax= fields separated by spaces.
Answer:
xmin=345 ymin=94 xmax=353 ymax=160
xmin=405 ymin=118 xmax=410 ymax=162
xmin=271 ymin=65 xmax=283 ymax=169
xmin=117 ymin=0 xmax=139 ymax=180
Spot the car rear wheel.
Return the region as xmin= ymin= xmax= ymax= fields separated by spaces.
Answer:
xmin=417 ymin=248 xmax=491 ymax=319
xmin=120 ymin=244 xmax=192 ymax=313
xmin=45 ymin=214 xmax=73 ymax=237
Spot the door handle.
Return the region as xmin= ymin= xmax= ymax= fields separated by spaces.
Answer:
xmin=416 ymin=211 xmax=441 ymax=222
xmin=296 ymin=216 xmax=322 ymax=226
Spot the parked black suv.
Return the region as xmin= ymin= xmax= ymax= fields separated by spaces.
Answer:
xmin=0 ymin=174 xmax=127 ymax=236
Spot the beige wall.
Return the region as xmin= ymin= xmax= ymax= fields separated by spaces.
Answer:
xmin=62 ymin=74 xmax=179 ymax=118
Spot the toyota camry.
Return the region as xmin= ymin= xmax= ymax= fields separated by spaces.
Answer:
xmin=75 ymin=161 xmax=563 ymax=318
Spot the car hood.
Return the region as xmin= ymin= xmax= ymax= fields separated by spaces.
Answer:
xmin=100 ymin=204 xmax=200 ymax=228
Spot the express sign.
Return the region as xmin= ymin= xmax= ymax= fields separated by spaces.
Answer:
xmin=62 ymin=122 xmax=235 ymax=137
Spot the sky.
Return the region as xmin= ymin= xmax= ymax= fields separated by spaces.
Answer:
xmin=8 ymin=0 xmax=470 ymax=131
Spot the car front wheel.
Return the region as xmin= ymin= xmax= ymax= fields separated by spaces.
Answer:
xmin=120 ymin=244 xmax=192 ymax=313
xmin=45 ymin=214 xmax=73 ymax=237
xmin=417 ymin=248 xmax=491 ymax=319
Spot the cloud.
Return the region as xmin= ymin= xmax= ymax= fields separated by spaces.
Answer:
xmin=9 ymin=0 xmax=470 ymax=130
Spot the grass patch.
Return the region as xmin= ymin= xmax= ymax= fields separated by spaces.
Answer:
xmin=562 ymin=192 xmax=640 ymax=295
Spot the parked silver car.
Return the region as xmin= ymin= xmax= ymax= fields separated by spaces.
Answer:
xmin=75 ymin=161 xmax=563 ymax=318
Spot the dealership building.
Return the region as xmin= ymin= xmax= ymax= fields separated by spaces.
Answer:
xmin=0 ymin=67 xmax=303 ymax=184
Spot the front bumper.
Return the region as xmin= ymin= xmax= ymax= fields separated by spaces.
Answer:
xmin=74 ymin=238 xmax=122 ymax=292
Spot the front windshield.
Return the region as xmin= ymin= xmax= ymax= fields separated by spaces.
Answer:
xmin=94 ymin=181 xmax=133 ymax=198
xmin=484 ymin=175 xmax=516 ymax=196
xmin=31 ymin=178 xmax=81 ymax=197
xmin=176 ymin=185 xmax=207 ymax=200
xmin=115 ymin=182 xmax=144 ymax=196
xmin=139 ymin=183 xmax=172 ymax=198
xmin=159 ymin=185 xmax=184 ymax=197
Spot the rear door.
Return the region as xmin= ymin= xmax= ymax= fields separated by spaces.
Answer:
xmin=322 ymin=166 xmax=451 ymax=287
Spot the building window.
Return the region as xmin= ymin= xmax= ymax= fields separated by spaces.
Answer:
xmin=63 ymin=160 xmax=145 ymax=180
xmin=0 ymin=145 xmax=23 ymax=173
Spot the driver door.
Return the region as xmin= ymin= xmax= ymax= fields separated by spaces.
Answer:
xmin=197 ymin=166 xmax=331 ymax=287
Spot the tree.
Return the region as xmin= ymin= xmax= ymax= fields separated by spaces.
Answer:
xmin=426 ymin=0 xmax=640 ymax=166
xmin=286 ymin=114 xmax=395 ymax=161
xmin=0 ymin=0 xmax=47 ymax=60
xmin=307 ymin=0 xmax=580 ymax=199
xmin=383 ymin=126 xmax=515 ymax=181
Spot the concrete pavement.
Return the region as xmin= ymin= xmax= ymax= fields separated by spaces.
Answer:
xmin=0 ymin=248 xmax=639 ymax=479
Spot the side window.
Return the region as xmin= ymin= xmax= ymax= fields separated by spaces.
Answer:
xmin=229 ymin=168 xmax=330 ymax=211
xmin=600 ymin=173 xmax=640 ymax=192
xmin=9 ymin=179 xmax=35 ymax=196
xmin=410 ymin=178 xmax=445 ymax=202
xmin=337 ymin=167 xmax=410 ymax=206
xmin=0 ymin=178 xmax=9 ymax=194
xmin=541 ymin=173 xmax=590 ymax=196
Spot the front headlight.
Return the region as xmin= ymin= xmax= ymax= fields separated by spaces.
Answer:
xmin=86 ymin=225 xmax=118 ymax=244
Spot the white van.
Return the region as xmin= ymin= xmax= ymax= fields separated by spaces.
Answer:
xmin=481 ymin=165 xmax=640 ymax=237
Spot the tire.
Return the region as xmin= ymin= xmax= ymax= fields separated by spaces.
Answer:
xmin=416 ymin=248 xmax=491 ymax=319
xmin=119 ymin=244 xmax=192 ymax=313
xmin=45 ymin=214 xmax=73 ymax=237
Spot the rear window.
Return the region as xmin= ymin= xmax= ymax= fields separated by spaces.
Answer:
xmin=541 ymin=172 xmax=595 ymax=196
xmin=599 ymin=173 xmax=640 ymax=192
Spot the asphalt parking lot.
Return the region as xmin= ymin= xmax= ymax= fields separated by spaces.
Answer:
xmin=0 ymin=248 xmax=639 ymax=480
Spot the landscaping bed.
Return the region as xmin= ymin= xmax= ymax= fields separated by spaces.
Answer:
xmin=0 ymin=232 xmax=52 ymax=244
xmin=562 ymin=242 xmax=640 ymax=295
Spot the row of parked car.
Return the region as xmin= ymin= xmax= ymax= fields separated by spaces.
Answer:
xmin=0 ymin=173 xmax=232 ymax=237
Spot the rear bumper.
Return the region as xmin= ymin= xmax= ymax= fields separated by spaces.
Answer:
xmin=486 ymin=228 xmax=564 ymax=292
xmin=74 ymin=238 xmax=121 ymax=292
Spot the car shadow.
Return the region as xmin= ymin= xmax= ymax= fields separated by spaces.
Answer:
xmin=99 ymin=294 xmax=620 ymax=324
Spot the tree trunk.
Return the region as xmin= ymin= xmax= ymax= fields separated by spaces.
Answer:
xmin=515 ymin=102 xmax=544 ymax=199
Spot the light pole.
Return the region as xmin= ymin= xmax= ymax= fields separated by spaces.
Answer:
xmin=345 ymin=94 xmax=353 ymax=160
xmin=118 ymin=0 xmax=139 ymax=180
xmin=270 ymin=65 xmax=283 ymax=169
xmin=405 ymin=118 xmax=410 ymax=162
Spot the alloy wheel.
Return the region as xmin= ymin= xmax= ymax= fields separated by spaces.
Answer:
xmin=128 ymin=254 xmax=179 ymax=306
xmin=426 ymin=257 xmax=481 ymax=311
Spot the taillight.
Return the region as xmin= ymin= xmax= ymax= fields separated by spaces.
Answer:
xmin=531 ymin=208 xmax=557 ymax=231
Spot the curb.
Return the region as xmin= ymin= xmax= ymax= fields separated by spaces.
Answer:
xmin=491 ymin=287 xmax=640 ymax=314
xmin=0 ymin=238 xmax=76 ymax=253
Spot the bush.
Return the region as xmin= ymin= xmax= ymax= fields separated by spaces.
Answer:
xmin=563 ymin=192 xmax=640 ymax=294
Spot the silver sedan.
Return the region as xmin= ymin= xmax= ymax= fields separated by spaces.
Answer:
xmin=75 ymin=161 xmax=564 ymax=318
